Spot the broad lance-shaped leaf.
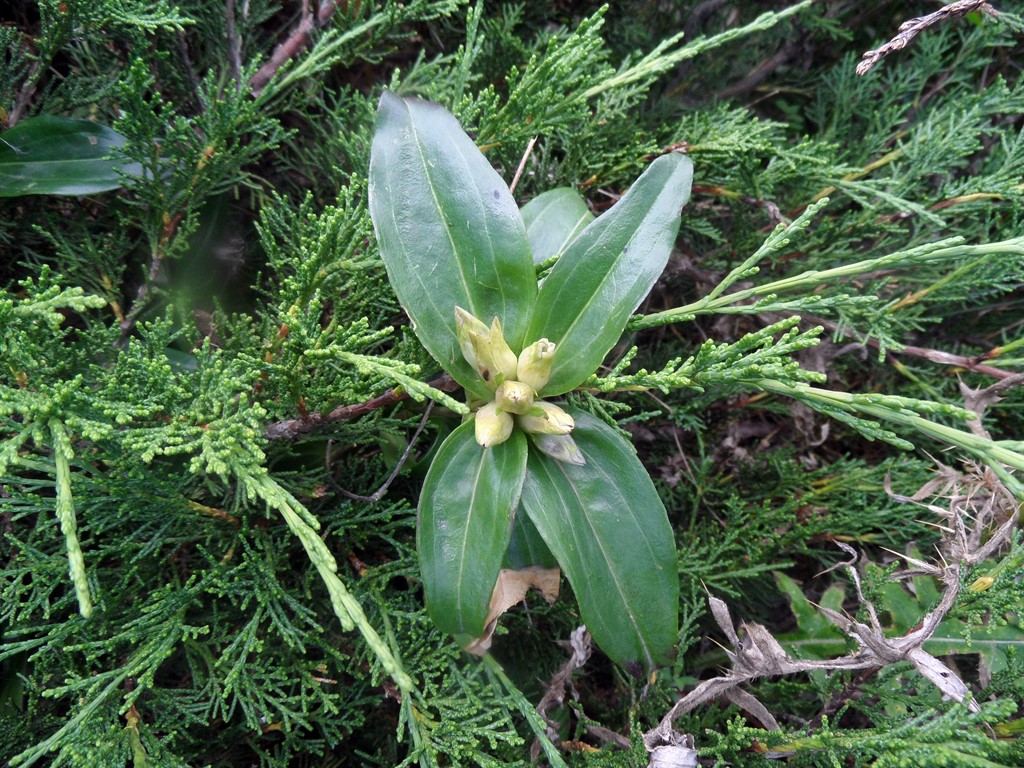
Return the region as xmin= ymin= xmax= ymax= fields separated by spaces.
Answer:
xmin=503 ymin=505 xmax=557 ymax=570
xmin=527 ymin=153 xmax=693 ymax=396
xmin=0 ymin=116 xmax=142 ymax=197
xmin=418 ymin=421 xmax=528 ymax=643
xmin=520 ymin=410 xmax=679 ymax=672
xmin=521 ymin=187 xmax=594 ymax=265
xmin=368 ymin=92 xmax=537 ymax=400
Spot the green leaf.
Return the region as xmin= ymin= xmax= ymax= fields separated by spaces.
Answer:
xmin=417 ymin=421 xmax=528 ymax=643
xmin=879 ymin=575 xmax=1024 ymax=675
xmin=521 ymin=187 xmax=594 ymax=265
xmin=778 ymin=570 xmax=1024 ymax=677
xmin=526 ymin=153 xmax=693 ymax=396
xmin=368 ymin=92 xmax=537 ymax=400
xmin=774 ymin=572 xmax=849 ymax=660
xmin=520 ymin=410 xmax=679 ymax=672
xmin=0 ymin=116 xmax=140 ymax=196
xmin=503 ymin=506 xmax=557 ymax=570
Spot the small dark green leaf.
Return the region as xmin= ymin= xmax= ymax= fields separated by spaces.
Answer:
xmin=521 ymin=187 xmax=594 ymax=265
xmin=369 ymin=92 xmax=537 ymax=400
xmin=418 ymin=422 xmax=528 ymax=643
xmin=774 ymin=572 xmax=848 ymax=660
xmin=520 ymin=410 xmax=679 ymax=671
xmin=527 ymin=154 xmax=693 ymax=396
xmin=503 ymin=505 xmax=557 ymax=570
xmin=0 ymin=116 xmax=140 ymax=196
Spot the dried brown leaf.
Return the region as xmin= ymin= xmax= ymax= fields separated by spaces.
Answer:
xmin=465 ymin=566 xmax=560 ymax=655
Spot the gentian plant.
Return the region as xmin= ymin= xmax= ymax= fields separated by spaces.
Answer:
xmin=368 ymin=92 xmax=693 ymax=672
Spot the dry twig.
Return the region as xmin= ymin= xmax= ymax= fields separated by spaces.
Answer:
xmin=326 ymin=401 xmax=434 ymax=503
xmin=959 ymin=373 xmax=1024 ymax=438
xmin=857 ymin=1 xmax=1000 ymax=76
xmin=508 ymin=136 xmax=538 ymax=196
xmin=528 ymin=627 xmax=633 ymax=759
xmin=263 ymin=373 xmax=458 ymax=439
xmin=249 ymin=0 xmax=349 ymax=95
xmin=645 ymin=464 xmax=1021 ymax=766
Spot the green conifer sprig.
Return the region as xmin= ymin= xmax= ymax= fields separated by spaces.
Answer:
xmin=241 ymin=471 xmax=416 ymax=692
xmin=587 ymin=317 xmax=826 ymax=395
xmin=633 ymin=228 xmax=1024 ymax=334
xmin=321 ymin=349 xmax=469 ymax=414
xmin=761 ymin=379 xmax=1024 ymax=495
xmin=47 ymin=419 xmax=92 ymax=618
xmin=582 ymin=1 xmax=814 ymax=100
xmin=704 ymin=699 xmax=1024 ymax=767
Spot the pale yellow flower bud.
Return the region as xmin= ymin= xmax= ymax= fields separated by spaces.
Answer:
xmin=466 ymin=332 xmax=499 ymax=388
xmin=455 ymin=306 xmax=491 ymax=375
xmin=531 ymin=433 xmax=586 ymax=465
xmin=495 ymin=380 xmax=535 ymax=415
xmin=516 ymin=338 xmax=555 ymax=391
xmin=474 ymin=402 xmax=513 ymax=447
xmin=488 ymin=317 xmax=519 ymax=384
xmin=517 ymin=401 xmax=574 ymax=435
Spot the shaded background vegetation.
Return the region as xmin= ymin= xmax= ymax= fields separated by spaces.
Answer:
xmin=1 ymin=1 xmax=1022 ymax=765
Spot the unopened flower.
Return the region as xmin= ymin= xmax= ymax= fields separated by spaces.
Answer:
xmin=456 ymin=306 xmax=492 ymax=379
xmin=455 ymin=308 xmax=518 ymax=388
xmin=531 ymin=433 xmax=586 ymax=465
xmin=516 ymin=338 xmax=555 ymax=391
xmin=495 ymin=380 xmax=535 ymax=415
xmin=517 ymin=401 xmax=574 ymax=435
xmin=474 ymin=401 xmax=513 ymax=447
xmin=488 ymin=317 xmax=519 ymax=384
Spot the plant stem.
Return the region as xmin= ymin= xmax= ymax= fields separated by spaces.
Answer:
xmin=758 ymin=380 xmax=1024 ymax=495
xmin=631 ymin=238 xmax=1024 ymax=331
xmin=482 ymin=653 xmax=570 ymax=768
xmin=245 ymin=472 xmax=417 ymax=692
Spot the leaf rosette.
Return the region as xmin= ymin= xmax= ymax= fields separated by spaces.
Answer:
xmin=369 ymin=91 xmax=692 ymax=672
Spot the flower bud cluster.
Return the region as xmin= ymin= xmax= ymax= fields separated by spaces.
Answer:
xmin=456 ymin=307 xmax=584 ymax=464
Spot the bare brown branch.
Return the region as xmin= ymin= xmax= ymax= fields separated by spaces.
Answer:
xmin=781 ymin=310 xmax=1020 ymax=381
xmin=718 ymin=37 xmax=803 ymax=101
xmin=264 ymin=373 xmax=458 ymax=439
xmin=118 ymin=212 xmax=185 ymax=344
xmin=8 ymin=59 xmax=41 ymax=127
xmin=226 ymin=0 xmax=244 ymax=89
xmin=249 ymin=2 xmax=316 ymax=96
xmin=857 ymin=1 xmax=1000 ymax=76
xmin=249 ymin=0 xmax=352 ymax=96
xmin=646 ymin=465 xmax=1021 ymax=766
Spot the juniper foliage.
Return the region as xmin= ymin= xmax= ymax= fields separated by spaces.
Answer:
xmin=1 ymin=1 xmax=1022 ymax=766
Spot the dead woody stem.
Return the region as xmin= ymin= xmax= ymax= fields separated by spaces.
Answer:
xmin=645 ymin=460 xmax=1021 ymax=765
xmin=857 ymin=1 xmax=1000 ymax=76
